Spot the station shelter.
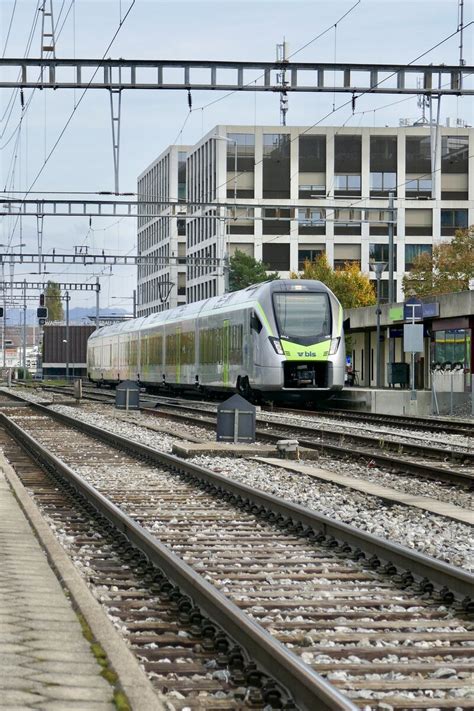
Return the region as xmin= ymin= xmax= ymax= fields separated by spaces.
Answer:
xmin=345 ymin=290 xmax=473 ymax=393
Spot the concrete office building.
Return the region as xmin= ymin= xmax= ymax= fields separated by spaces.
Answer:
xmin=138 ymin=124 xmax=473 ymax=311
xmin=137 ymin=144 xmax=190 ymax=316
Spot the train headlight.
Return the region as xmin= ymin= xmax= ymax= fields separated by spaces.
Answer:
xmin=329 ymin=337 xmax=340 ymax=355
xmin=269 ymin=337 xmax=284 ymax=355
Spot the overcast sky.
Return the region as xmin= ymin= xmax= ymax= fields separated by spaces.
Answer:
xmin=0 ymin=0 xmax=472 ymax=312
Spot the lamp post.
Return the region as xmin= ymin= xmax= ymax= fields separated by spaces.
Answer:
xmin=370 ymin=261 xmax=387 ymax=389
xmin=214 ymin=134 xmax=238 ymax=293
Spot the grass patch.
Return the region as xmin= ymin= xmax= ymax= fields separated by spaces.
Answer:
xmin=77 ymin=613 xmax=131 ymax=711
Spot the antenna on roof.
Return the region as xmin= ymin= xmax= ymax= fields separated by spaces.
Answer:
xmin=276 ymin=39 xmax=289 ymax=126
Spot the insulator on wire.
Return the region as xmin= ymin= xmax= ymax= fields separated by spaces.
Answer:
xmin=187 ymin=89 xmax=192 ymax=111
xmin=352 ymin=93 xmax=356 ymax=114
xmin=20 ymin=89 xmax=25 ymax=110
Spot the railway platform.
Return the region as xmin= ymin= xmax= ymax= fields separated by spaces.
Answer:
xmin=329 ymin=385 xmax=473 ymax=417
xmin=0 ymin=455 xmax=165 ymax=711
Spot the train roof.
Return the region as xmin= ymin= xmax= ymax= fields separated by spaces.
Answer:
xmin=89 ymin=279 xmax=334 ymax=340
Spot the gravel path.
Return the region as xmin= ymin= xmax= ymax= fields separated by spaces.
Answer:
xmin=190 ymin=454 xmax=473 ymax=572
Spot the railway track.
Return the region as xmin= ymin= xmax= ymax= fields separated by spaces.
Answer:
xmin=314 ymin=407 xmax=474 ymax=438
xmin=8 ymin=386 xmax=474 ymax=488
xmin=0 ymin=399 xmax=473 ymax=709
xmin=144 ymin=402 xmax=474 ymax=489
xmin=19 ymin=382 xmax=474 ymax=438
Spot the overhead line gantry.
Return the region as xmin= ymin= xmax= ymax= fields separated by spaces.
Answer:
xmin=0 ymin=58 xmax=471 ymax=94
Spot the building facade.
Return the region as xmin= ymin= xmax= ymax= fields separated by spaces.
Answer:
xmin=137 ymin=145 xmax=190 ymax=316
xmin=138 ymin=123 xmax=473 ymax=311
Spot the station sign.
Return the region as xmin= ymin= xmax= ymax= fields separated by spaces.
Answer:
xmin=403 ymin=323 xmax=424 ymax=353
xmin=403 ymin=297 xmax=422 ymax=321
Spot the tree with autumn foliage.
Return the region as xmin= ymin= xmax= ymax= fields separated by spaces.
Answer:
xmin=294 ymin=253 xmax=376 ymax=309
xmin=403 ymin=227 xmax=474 ymax=298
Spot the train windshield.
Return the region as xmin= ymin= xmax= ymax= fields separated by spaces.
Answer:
xmin=273 ymin=292 xmax=331 ymax=345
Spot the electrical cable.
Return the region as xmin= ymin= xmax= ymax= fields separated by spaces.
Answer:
xmin=193 ymin=0 xmax=362 ymax=114
xmin=201 ymin=24 xmax=473 ymax=205
xmin=1 ymin=0 xmax=18 ymax=58
xmin=0 ymin=0 xmax=41 ymax=130
xmin=5 ymin=0 xmax=137 ymax=249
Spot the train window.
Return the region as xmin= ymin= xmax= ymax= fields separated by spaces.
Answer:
xmin=250 ymin=311 xmax=263 ymax=333
xmin=273 ymin=292 xmax=331 ymax=345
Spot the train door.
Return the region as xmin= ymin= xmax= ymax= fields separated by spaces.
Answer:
xmin=250 ymin=310 xmax=264 ymax=365
xmin=176 ymin=327 xmax=181 ymax=384
xmin=223 ymin=320 xmax=230 ymax=386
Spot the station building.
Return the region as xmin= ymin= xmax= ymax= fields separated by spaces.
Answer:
xmin=342 ymin=290 xmax=474 ymax=416
xmin=137 ymin=123 xmax=473 ymax=313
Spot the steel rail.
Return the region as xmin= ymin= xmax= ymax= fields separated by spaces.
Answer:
xmin=0 ymin=410 xmax=356 ymax=711
xmin=315 ymin=408 xmax=474 ymax=437
xmin=8 ymin=388 xmax=473 ymax=486
xmin=4 ymin=398 xmax=472 ymax=600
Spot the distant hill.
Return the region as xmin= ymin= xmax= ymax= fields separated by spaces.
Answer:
xmin=4 ymin=306 xmax=129 ymax=325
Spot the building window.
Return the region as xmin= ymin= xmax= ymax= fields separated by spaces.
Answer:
xmin=369 ymin=243 xmax=398 ymax=270
xmin=371 ymin=171 xmax=396 ymax=191
xmin=262 ymin=243 xmax=290 ymax=270
xmin=441 ymin=136 xmax=468 ymax=199
xmin=262 ymin=208 xmax=291 ymax=235
xmin=405 ymin=244 xmax=432 ymax=271
xmin=334 ymin=243 xmax=361 ymax=270
xmin=177 ymin=218 xmax=186 ymax=236
xmin=334 ymin=208 xmax=362 ymax=236
xmin=369 ymin=209 xmax=397 ymax=236
xmin=263 ymin=134 xmax=290 ymax=198
xmin=433 ymin=329 xmax=470 ymax=367
xmin=298 ymin=247 xmax=324 ymax=271
xmin=299 ymin=135 xmax=326 ymax=197
xmin=441 ymin=209 xmax=468 ymax=235
xmin=298 ymin=208 xmax=325 ymax=235
xmin=370 ymin=136 xmax=397 ymax=197
xmin=405 ymin=208 xmax=432 ymax=236
xmin=228 ymin=208 xmax=254 ymax=235
xmin=334 ymin=135 xmax=361 ymax=196
xmin=405 ymin=176 xmax=432 ymax=197
xmin=406 ymin=136 xmax=431 ymax=198
xmin=226 ymin=133 xmax=255 ymax=198
xmin=178 ymin=151 xmax=187 ymax=202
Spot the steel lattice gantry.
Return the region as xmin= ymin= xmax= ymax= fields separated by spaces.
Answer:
xmin=1 ymin=58 xmax=472 ymax=94
xmin=0 ymin=281 xmax=100 ymax=292
xmin=0 ymin=198 xmax=396 ymax=223
xmin=0 ymin=253 xmax=222 ymax=267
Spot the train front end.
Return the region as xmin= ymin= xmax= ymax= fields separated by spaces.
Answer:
xmin=259 ymin=281 xmax=345 ymax=398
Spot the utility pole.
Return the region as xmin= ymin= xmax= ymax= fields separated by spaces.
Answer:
xmin=276 ymin=39 xmax=289 ymax=126
xmin=388 ymin=192 xmax=396 ymax=372
xmin=1 ymin=263 xmax=5 ymax=368
xmin=22 ymin=280 xmax=27 ymax=375
xmin=132 ymin=289 xmax=137 ymax=318
xmin=95 ymin=277 xmax=100 ymax=329
xmin=65 ymin=291 xmax=70 ymax=381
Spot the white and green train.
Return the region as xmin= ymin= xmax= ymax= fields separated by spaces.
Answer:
xmin=87 ymin=280 xmax=346 ymax=402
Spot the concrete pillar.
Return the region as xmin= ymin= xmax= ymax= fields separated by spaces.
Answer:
xmin=361 ymin=129 xmax=370 ymax=201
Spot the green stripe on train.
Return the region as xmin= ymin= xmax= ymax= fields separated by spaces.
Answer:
xmin=281 ymin=339 xmax=331 ymax=361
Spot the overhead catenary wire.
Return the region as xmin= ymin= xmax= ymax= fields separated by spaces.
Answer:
xmin=1 ymin=0 xmax=18 ymax=59
xmin=5 ymin=0 xmax=137 ymax=250
xmin=194 ymin=22 xmax=474 ymax=208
